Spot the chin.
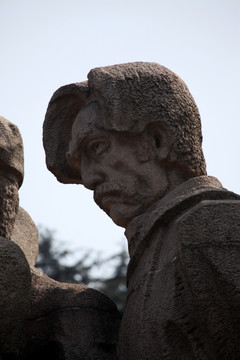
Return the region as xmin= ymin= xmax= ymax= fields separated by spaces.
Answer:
xmin=108 ymin=205 xmax=142 ymax=228
xmin=110 ymin=214 xmax=129 ymax=228
xmin=106 ymin=207 xmax=128 ymax=228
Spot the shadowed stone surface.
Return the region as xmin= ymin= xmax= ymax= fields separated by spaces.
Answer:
xmin=0 ymin=117 xmax=31 ymax=357
xmin=43 ymin=62 xmax=240 ymax=359
xmin=0 ymin=237 xmax=31 ymax=356
xmin=43 ymin=82 xmax=89 ymax=183
xmin=120 ymin=176 xmax=240 ymax=359
xmin=0 ymin=115 xmax=120 ymax=359
xmin=19 ymin=268 xmax=120 ymax=360
xmin=9 ymin=208 xmax=120 ymax=359
xmin=11 ymin=207 xmax=39 ymax=266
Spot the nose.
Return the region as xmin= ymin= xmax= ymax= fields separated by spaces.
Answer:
xmin=81 ymin=159 xmax=105 ymax=190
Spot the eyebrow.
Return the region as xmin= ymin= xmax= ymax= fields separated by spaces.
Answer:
xmin=72 ymin=126 xmax=107 ymax=157
xmin=77 ymin=129 xmax=92 ymax=148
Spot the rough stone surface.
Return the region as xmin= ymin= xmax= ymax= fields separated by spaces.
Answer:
xmin=0 ymin=116 xmax=24 ymax=239
xmin=43 ymin=62 xmax=206 ymax=184
xmin=120 ymin=177 xmax=240 ymax=359
xmin=0 ymin=237 xmax=31 ymax=356
xmin=43 ymin=82 xmax=89 ymax=183
xmin=0 ymin=177 xmax=19 ymax=239
xmin=0 ymin=116 xmax=24 ymax=188
xmin=43 ymin=62 xmax=240 ymax=358
xmin=0 ymin=116 xmax=30 ymax=358
xmin=19 ymin=267 xmax=120 ymax=359
xmin=11 ymin=206 xmax=39 ymax=266
xmin=0 ymin=114 xmax=120 ymax=359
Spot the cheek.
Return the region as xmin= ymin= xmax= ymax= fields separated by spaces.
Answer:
xmin=111 ymin=159 xmax=127 ymax=171
xmin=134 ymin=169 xmax=168 ymax=199
xmin=106 ymin=143 xmax=139 ymax=170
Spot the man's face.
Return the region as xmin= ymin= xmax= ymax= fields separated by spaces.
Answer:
xmin=67 ymin=103 xmax=170 ymax=228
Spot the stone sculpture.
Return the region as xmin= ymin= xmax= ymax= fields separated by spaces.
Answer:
xmin=0 ymin=116 xmax=31 ymax=358
xmin=43 ymin=62 xmax=240 ymax=359
xmin=0 ymin=117 xmax=24 ymax=239
xmin=0 ymin=116 xmax=120 ymax=359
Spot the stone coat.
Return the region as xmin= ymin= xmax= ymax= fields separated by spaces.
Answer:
xmin=119 ymin=176 xmax=240 ymax=359
xmin=19 ymin=267 xmax=120 ymax=360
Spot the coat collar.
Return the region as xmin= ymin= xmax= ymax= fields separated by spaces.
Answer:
xmin=125 ymin=176 xmax=236 ymax=281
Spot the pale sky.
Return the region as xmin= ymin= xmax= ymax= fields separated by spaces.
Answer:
xmin=0 ymin=0 xmax=239 ymax=257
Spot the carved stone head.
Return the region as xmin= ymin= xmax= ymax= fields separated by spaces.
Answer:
xmin=43 ymin=62 xmax=206 ymax=227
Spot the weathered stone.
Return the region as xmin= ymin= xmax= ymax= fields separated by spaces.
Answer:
xmin=0 ymin=114 xmax=120 ymax=359
xmin=11 ymin=206 xmax=39 ymax=266
xmin=0 ymin=116 xmax=24 ymax=188
xmin=19 ymin=267 xmax=120 ymax=359
xmin=0 ymin=237 xmax=31 ymax=356
xmin=0 ymin=116 xmax=30 ymax=358
xmin=43 ymin=83 xmax=89 ymax=184
xmin=43 ymin=63 xmax=206 ymax=184
xmin=0 ymin=116 xmax=24 ymax=239
xmin=120 ymin=176 xmax=240 ymax=359
xmin=0 ymin=177 xmax=19 ymax=239
xmin=43 ymin=62 xmax=240 ymax=358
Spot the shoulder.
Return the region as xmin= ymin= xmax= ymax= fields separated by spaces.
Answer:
xmin=30 ymin=267 xmax=119 ymax=316
xmin=174 ymin=195 xmax=240 ymax=248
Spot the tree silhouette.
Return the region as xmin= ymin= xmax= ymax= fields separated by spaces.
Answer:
xmin=36 ymin=227 xmax=128 ymax=311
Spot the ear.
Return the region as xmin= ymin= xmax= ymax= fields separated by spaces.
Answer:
xmin=148 ymin=124 xmax=174 ymax=162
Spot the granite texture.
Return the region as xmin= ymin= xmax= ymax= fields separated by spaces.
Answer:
xmin=11 ymin=207 xmax=39 ymax=266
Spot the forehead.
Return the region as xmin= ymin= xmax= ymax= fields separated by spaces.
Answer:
xmin=72 ymin=103 xmax=103 ymax=134
xmin=71 ymin=102 xmax=104 ymax=142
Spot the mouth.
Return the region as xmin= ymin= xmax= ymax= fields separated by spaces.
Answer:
xmin=94 ymin=182 xmax=123 ymax=207
xmin=94 ymin=181 xmax=137 ymax=213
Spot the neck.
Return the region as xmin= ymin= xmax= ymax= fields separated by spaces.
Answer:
xmin=125 ymin=175 xmax=223 ymax=256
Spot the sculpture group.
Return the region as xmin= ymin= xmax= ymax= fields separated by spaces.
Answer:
xmin=1 ymin=62 xmax=240 ymax=359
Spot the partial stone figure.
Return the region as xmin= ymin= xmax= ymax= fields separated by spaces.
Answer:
xmin=0 ymin=117 xmax=31 ymax=358
xmin=0 ymin=116 xmax=120 ymax=359
xmin=43 ymin=62 xmax=240 ymax=359
xmin=11 ymin=206 xmax=120 ymax=359
xmin=11 ymin=207 xmax=39 ymax=266
xmin=0 ymin=116 xmax=24 ymax=238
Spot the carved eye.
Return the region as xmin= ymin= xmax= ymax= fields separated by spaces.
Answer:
xmin=88 ymin=140 xmax=109 ymax=156
xmin=92 ymin=142 xmax=100 ymax=153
